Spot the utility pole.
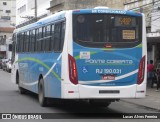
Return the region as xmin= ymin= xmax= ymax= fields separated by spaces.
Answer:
xmin=35 ymin=0 xmax=37 ymax=21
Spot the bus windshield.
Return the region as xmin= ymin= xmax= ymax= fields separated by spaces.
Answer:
xmin=73 ymin=14 xmax=142 ymax=48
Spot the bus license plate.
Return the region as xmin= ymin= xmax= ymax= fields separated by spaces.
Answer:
xmin=102 ymin=75 xmax=115 ymax=80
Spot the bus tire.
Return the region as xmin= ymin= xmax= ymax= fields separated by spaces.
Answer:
xmin=89 ymin=100 xmax=111 ymax=107
xmin=19 ymin=86 xmax=26 ymax=94
xmin=17 ymin=72 xmax=26 ymax=94
xmin=38 ymin=78 xmax=48 ymax=107
xmin=9 ymin=69 xmax=11 ymax=73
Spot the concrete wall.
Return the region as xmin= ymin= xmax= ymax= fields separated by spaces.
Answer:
xmin=151 ymin=1 xmax=160 ymax=32
xmin=0 ymin=0 xmax=16 ymax=26
xmin=50 ymin=0 xmax=126 ymax=13
xmin=65 ymin=0 xmax=125 ymax=9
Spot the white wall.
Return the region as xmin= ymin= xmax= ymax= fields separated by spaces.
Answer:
xmin=0 ymin=0 xmax=16 ymax=26
xmin=151 ymin=1 xmax=160 ymax=32
xmin=16 ymin=0 xmax=28 ymax=25
xmin=16 ymin=0 xmax=50 ymax=25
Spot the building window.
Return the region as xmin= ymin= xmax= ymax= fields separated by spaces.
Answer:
xmin=17 ymin=5 xmax=26 ymax=14
xmin=1 ymin=16 xmax=10 ymax=20
xmin=6 ymin=10 xmax=11 ymax=13
xmin=3 ymin=2 xmax=7 ymax=5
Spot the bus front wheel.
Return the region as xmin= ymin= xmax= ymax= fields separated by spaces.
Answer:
xmin=38 ymin=78 xmax=48 ymax=107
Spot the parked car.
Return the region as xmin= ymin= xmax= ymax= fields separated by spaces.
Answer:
xmin=0 ymin=59 xmax=2 ymax=69
xmin=1 ymin=59 xmax=9 ymax=71
xmin=6 ymin=60 xmax=12 ymax=73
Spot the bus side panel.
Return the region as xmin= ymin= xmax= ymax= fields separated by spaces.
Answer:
xmin=18 ymin=53 xmax=62 ymax=98
xmin=46 ymin=53 xmax=62 ymax=98
xmin=61 ymin=11 xmax=80 ymax=99
xmin=136 ymin=14 xmax=147 ymax=98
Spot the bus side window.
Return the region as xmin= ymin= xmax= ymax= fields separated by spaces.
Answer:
xmin=16 ymin=34 xmax=19 ymax=52
xmin=25 ymin=31 xmax=30 ymax=52
xmin=54 ymin=23 xmax=61 ymax=52
xmin=29 ymin=30 xmax=35 ymax=52
xmin=45 ymin=25 xmax=51 ymax=51
xmin=21 ymin=33 xmax=24 ymax=52
xmin=18 ymin=33 xmax=22 ymax=53
xmin=54 ymin=21 xmax=66 ymax=52
xmin=29 ymin=30 xmax=32 ymax=52
xmin=23 ymin=32 xmax=26 ymax=52
xmin=19 ymin=33 xmax=21 ymax=52
xmin=36 ymin=28 xmax=39 ymax=52
xmin=60 ymin=22 xmax=66 ymax=52
xmin=38 ymin=27 xmax=43 ymax=51
xmin=42 ymin=27 xmax=45 ymax=51
xmin=33 ymin=29 xmax=36 ymax=52
xmin=51 ymin=24 xmax=55 ymax=51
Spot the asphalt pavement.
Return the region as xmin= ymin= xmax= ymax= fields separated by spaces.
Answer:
xmin=0 ymin=69 xmax=159 ymax=122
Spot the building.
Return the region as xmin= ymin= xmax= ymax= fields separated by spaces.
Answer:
xmin=124 ymin=0 xmax=160 ymax=65
xmin=147 ymin=0 xmax=160 ymax=64
xmin=0 ymin=0 xmax=16 ymax=59
xmin=0 ymin=0 xmax=16 ymax=27
xmin=16 ymin=0 xmax=50 ymax=26
xmin=0 ymin=27 xmax=14 ymax=59
xmin=124 ymin=0 xmax=154 ymax=32
xmin=48 ymin=0 xmax=126 ymax=13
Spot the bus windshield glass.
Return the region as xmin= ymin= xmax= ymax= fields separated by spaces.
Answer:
xmin=73 ymin=14 xmax=142 ymax=48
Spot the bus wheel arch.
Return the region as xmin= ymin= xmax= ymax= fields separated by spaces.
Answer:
xmin=38 ymin=74 xmax=43 ymax=84
xmin=16 ymin=70 xmax=26 ymax=94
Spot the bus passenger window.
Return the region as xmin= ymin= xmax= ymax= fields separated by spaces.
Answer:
xmin=17 ymin=34 xmax=20 ymax=52
xmin=25 ymin=31 xmax=30 ymax=52
xmin=42 ymin=27 xmax=45 ymax=51
xmin=21 ymin=33 xmax=24 ymax=52
xmin=19 ymin=33 xmax=23 ymax=53
xmin=38 ymin=28 xmax=43 ymax=51
xmin=45 ymin=25 xmax=51 ymax=51
xmin=30 ymin=30 xmax=36 ymax=52
xmin=23 ymin=32 xmax=26 ymax=52
xmin=60 ymin=22 xmax=65 ymax=51
xmin=32 ymin=30 xmax=36 ymax=52
xmin=51 ymin=24 xmax=55 ymax=51
xmin=54 ymin=23 xmax=61 ymax=52
xmin=29 ymin=31 xmax=32 ymax=52
xmin=36 ymin=29 xmax=39 ymax=51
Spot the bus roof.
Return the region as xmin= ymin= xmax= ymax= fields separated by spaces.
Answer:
xmin=15 ymin=11 xmax=66 ymax=33
xmin=72 ymin=8 xmax=142 ymax=17
xmin=15 ymin=7 xmax=142 ymax=33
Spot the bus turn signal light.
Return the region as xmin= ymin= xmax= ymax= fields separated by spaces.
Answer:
xmin=68 ymin=54 xmax=78 ymax=85
xmin=137 ymin=56 xmax=146 ymax=85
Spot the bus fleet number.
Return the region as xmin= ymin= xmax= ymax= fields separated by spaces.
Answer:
xmin=104 ymin=69 xmax=122 ymax=74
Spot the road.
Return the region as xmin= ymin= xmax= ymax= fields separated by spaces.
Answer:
xmin=0 ymin=69 xmax=159 ymax=122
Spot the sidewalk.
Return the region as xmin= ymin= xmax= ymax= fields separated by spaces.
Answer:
xmin=122 ymin=87 xmax=160 ymax=111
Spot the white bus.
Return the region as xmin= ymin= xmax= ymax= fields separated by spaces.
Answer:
xmin=11 ymin=7 xmax=147 ymax=107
